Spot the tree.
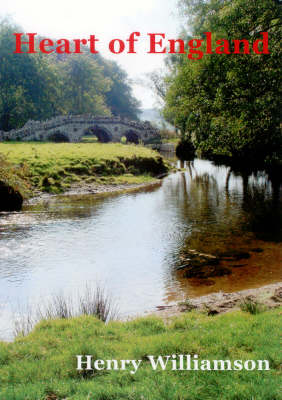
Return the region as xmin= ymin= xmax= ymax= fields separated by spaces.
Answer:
xmin=59 ymin=54 xmax=111 ymax=116
xmin=163 ymin=0 xmax=282 ymax=167
xmin=96 ymin=57 xmax=141 ymax=120
xmin=0 ymin=18 xmax=141 ymax=131
xmin=0 ymin=18 xmax=62 ymax=130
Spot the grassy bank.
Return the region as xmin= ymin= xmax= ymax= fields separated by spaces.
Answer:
xmin=0 ymin=308 xmax=280 ymax=399
xmin=0 ymin=154 xmax=30 ymax=197
xmin=0 ymin=143 xmax=168 ymax=196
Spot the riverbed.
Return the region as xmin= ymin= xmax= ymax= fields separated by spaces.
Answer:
xmin=0 ymin=159 xmax=281 ymax=340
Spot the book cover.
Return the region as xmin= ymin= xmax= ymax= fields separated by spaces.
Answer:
xmin=0 ymin=1 xmax=281 ymax=399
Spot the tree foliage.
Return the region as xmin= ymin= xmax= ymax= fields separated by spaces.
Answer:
xmin=0 ymin=18 xmax=141 ymax=131
xmin=59 ymin=54 xmax=111 ymax=116
xmin=162 ymin=0 xmax=282 ymax=167
xmin=0 ymin=19 xmax=62 ymax=130
xmin=96 ymin=57 xmax=141 ymax=120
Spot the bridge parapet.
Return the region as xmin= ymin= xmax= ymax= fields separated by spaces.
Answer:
xmin=0 ymin=115 xmax=161 ymax=144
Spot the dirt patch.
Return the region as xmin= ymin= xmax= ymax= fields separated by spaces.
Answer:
xmin=153 ymin=282 xmax=282 ymax=319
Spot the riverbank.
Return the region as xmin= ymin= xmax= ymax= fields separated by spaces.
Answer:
xmin=154 ymin=282 xmax=282 ymax=318
xmin=0 ymin=142 xmax=169 ymax=209
xmin=25 ymin=179 xmax=162 ymax=205
xmin=0 ymin=306 xmax=280 ymax=399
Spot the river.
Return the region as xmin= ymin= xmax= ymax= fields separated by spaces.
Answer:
xmin=0 ymin=159 xmax=281 ymax=340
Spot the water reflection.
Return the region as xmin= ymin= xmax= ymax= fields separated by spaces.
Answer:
xmin=0 ymin=159 xmax=281 ymax=340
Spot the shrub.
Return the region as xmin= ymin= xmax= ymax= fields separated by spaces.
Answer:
xmin=14 ymin=284 xmax=119 ymax=338
xmin=239 ymin=298 xmax=265 ymax=315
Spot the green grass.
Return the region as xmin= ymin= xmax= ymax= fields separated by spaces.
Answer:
xmin=162 ymin=138 xmax=180 ymax=144
xmin=0 ymin=143 xmax=168 ymax=195
xmin=0 ymin=308 xmax=280 ymax=399
xmin=94 ymin=174 xmax=157 ymax=185
xmin=80 ymin=136 xmax=98 ymax=143
xmin=0 ymin=153 xmax=30 ymax=197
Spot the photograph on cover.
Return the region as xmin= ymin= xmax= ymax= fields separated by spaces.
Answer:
xmin=0 ymin=0 xmax=281 ymax=399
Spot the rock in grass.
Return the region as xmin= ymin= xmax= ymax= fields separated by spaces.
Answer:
xmin=207 ymin=308 xmax=220 ymax=316
xmin=0 ymin=181 xmax=23 ymax=211
xmin=271 ymin=287 xmax=282 ymax=303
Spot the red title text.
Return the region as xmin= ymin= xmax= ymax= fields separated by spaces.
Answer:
xmin=13 ymin=32 xmax=270 ymax=60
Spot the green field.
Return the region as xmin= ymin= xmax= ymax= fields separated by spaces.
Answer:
xmin=0 ymin=143 xmax=168 ymax=195
xmin=0 ymin=308 xmax=280 ymax=399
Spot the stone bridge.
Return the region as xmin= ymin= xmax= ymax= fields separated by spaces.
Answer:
xmin=0 ymin=115 xmax=161 ymax=144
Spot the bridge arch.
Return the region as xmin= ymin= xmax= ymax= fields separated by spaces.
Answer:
xmin=125 ymin=130 xmax=140 ymax=144
xmin=48 ymin=132 xmax=70 ymax=142
xmin=81 ymin=125 xmax=113 ymax=143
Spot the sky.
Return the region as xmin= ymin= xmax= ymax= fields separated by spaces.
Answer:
xmin=1 ymin=0 xmax=181 ymax=109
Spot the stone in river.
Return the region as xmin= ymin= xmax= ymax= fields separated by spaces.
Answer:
xmin=183 ymin=264 xmax=232 ymax=279
xmin=251 ymin=248 xmax=264 ymax=253
xmin=218 ymin=250 xmax=250 ymax=261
